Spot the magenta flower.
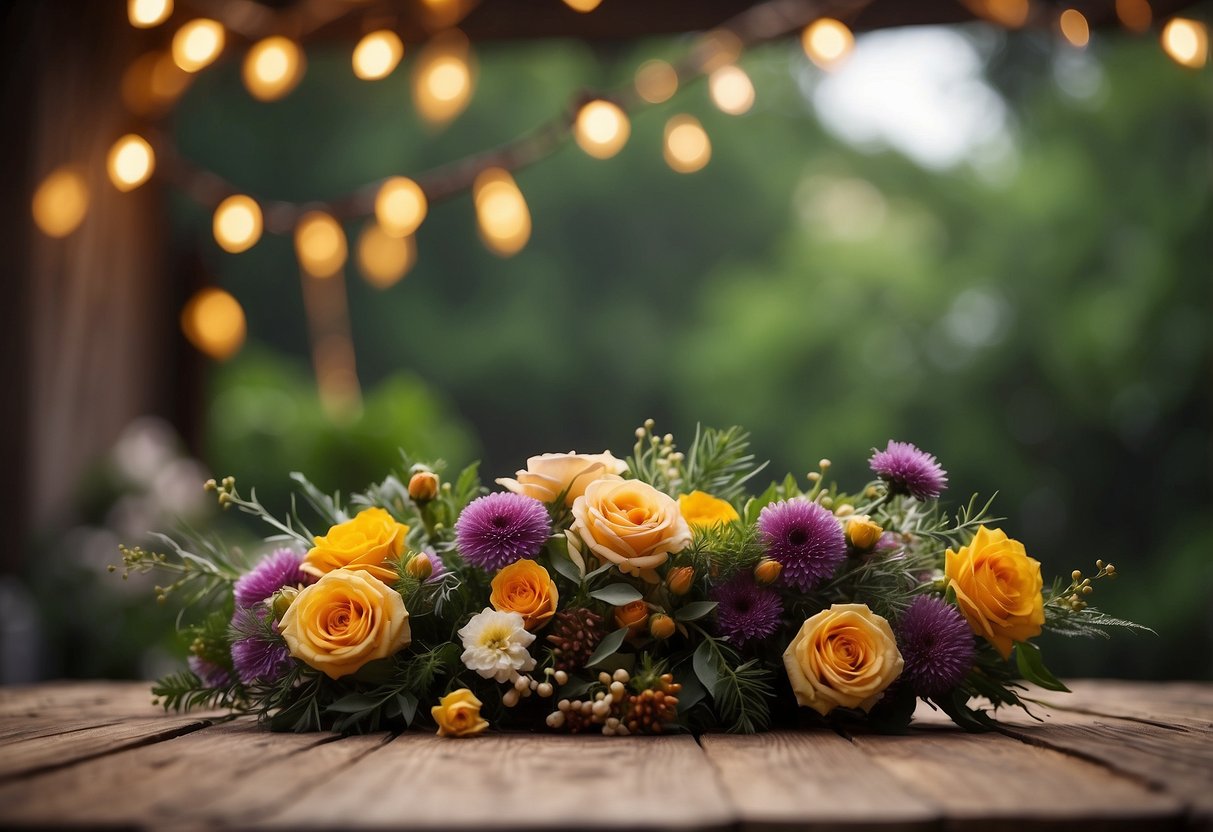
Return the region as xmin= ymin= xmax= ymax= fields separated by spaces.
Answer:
xmin=897 ymin=595 xmax=975 ymax=696
xmin=712 ymin=577 xmax=783 ymax=646
xmin=757 ymin=499 xmax=846 ymax=591
xmin=869 ymin=440 xmax=948 ymax=501
xmin=188 ymin=655 xmax=232 ymax=688
xmin=455 ymin=492 xmax=550 ymax=571
xmin=229 ymin=607 xmax=292 ymax=686
xmin=234 ymin=548 xmax=307 ymax=608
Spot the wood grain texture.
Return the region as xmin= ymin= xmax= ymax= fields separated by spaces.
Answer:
xmin=700 ymin=731 xmax=937 ymax=831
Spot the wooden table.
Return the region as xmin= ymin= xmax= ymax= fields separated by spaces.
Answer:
xmin=0 ymin=680 xmax=1209 ymax=831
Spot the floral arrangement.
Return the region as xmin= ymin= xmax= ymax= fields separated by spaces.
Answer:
xmin=117 ymin=422 xmax=1144 ymax=736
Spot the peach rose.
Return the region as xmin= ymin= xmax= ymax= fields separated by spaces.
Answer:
xmin=569 ymin=478 xmax=692 ymax=581
xmin=783 ymin=603 xmax=904 ymax=716
xmin=280 ymin=569 xmax=411 ymax=679
xmin=945 ymin=525 xmax=1044 ymax=659
xmin=496 ymin=451 xmax=628 ymax=506
xmin=489 ymin=560 xmax=559 ymax=630
xmin=431 ymin=689 xmax=489 ymax=737
xmin=301 ymin=507 xmax=408 ymax=584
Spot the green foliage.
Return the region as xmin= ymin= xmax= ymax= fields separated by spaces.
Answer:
xmin=681 ymin=425 xmax=768 ymax=501
xmin=152 ymin=670 xmax=242 ymax=714
xmin=690 ymin=636 xmax=774 ymax=734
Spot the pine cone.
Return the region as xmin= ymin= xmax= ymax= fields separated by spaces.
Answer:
xmin=624 ymin=673 xmax=681 ymax=735
xmin=546 ymin=607 xmax=606 ymax=673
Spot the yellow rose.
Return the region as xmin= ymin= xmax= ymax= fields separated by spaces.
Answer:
xmin=280 ymin=569 xmax=411 ymax=679
xmin=431 ymin=688 xmax=489 ymax=738
xmin=302 ymin=507 xmax=408 ymax=584
xmin=845 ymin=515 xmax=883 ymax=552
xmin=677 ymin=491 xmax=740 ymax=530
xmin=945 ymin=526 xmax=1044 ymax=659
xmin=783 ymin=603 xmax=904 ymax=716
xmin=489 ymin=560 xmax=559 ymax=630
xmin=570 ymin=478 xmax=692 ymax=581
xmin=496 ymin=451 xmax=628 ymax=506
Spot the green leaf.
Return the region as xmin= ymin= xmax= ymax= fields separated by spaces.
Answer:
xmin=585 ymin=627 xmax=629 ymax=667
xmin=1014 ymin=641 xmax=1071 ymax=692
xmin=556 ymin=676 xmax=597 ymax=700
xmin=589 ymin=583 xmax=643 ymax=605
xmin=352 ymin=658 xmax=395 ymax=684
xmin=676 ymin=673 xmax=706 ymax=712
xmin=549 ymin=551 xmax=583 ymax=584
xmin=397 ymin=692 xmax=419 ymax=726
xmin=692 ymin=639 xmax=720 ymax=695
xmin=585 ymin=561 xmax=615 ymax=580
xmin=326 ymin=694 xmax=382 ymax=714
xmin=675 ymin=601 xmax=718 ymax=622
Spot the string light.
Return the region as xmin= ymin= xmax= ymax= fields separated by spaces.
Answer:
xmin=172 ymin=19 xmax=224 ymax=73
xmin=122 ymin=51 xmax=192 ymax=116
xmin=1161 ymin=18 xmax=1208 ymax=68
xmin=473 ymin=168 xmax=531 ymax=257
xmin=697 ymin=29 xmax=743 ymax=74
xmin=966 ymin=0 xmax=1031 ymax=28
xmin=634 ymin=59 xmax=678 ymax=104
xmin=357 ymin=223 xmax=416 ymax=288
xmin=1059 ymin=9 xmax=1090 ymax=48
xmin=412 ymin=31 xmax=474 ymax=125
xmin=212 ymin=195 xmax=263 ymax=253
xmin=801 ymin=18 xmax=854 ymax=70
xmin=295 ymin=212 xmax=348 ymax=277
xmin=663 ymin=115 xmax=711 ymax=174
xmin=375 ymin=177 xmax=428 ymax=237
xmin=708 ymin=65 xmax=755 ymax=115
xmin=181 ymin=287 xmax=246 ymax=360
xmin=32 ymin=168 xmax=89 ymax=238
xmin=1115 ymin=0 xmax=1152 ymax=33
xmin=128 ymin=0 xmax=172 ymax=29
xmin=573 ymin=100 xmax=630 ymax=160
xmin=243 ymin=37 xmax=304 ymax=102
xmin=106 ymin=135 xmax=155 ymax=192
xmin=353 ymin=30 xmax=404 ymax=80
xmin=563 ymin=0 xmax=603 ymax=11
xmin=418 ymin=0 xmax=468 ymax=29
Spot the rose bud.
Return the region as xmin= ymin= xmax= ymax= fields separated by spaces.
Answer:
xmin=614 ymin=600 xmax=649 ymax=636
xmin=666 ymin=566 xmax=695 ymax=596
xmin=649 ymin=613 xmax=676 ymax=640
xmin=405 ymin=553 xmax=433 ymax=581
xmin=270 ymin=586 xmax=299 ymax=621
xmin=846 ymin=515 xmax=883 ymax=553
xmin=408 ymin=471 xmax=440 ymax=503
xmin=754 ymin=558 xmax=782 ymax=585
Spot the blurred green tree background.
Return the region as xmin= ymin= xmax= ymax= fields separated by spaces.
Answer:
xmin=156 ymin=26 xmax=1212 ymax=679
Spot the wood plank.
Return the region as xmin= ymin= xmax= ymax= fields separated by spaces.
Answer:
xmin=852 ymin=728 xmax=1184 ymax=832
xmin=1047 ymin=680 xmax=1213 ymax=728
xmin=253 ymin=733 xmax=735 ymax=831
xmin=700 ymin=731 xmax=938 ymax=831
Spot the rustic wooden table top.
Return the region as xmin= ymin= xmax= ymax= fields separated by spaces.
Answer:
xmin=0 ymin=679 xmax=1208 ymax=831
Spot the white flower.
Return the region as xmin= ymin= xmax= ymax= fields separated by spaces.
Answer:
xmin=458 ymin=608 xmax=537 ymax=683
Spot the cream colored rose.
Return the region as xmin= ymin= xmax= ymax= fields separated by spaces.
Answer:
xmin=569 ymin=478 xmax=692 ymax=580
xmin=496 ymin=451 xmax=628 ymax=506
xmin=783 ymin=603 xmax=904 ymax=716
xmin=280 ymin=569 xmax=411 ymax=680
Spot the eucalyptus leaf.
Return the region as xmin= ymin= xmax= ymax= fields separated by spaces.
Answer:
xmin=549 ymin=550 xmax=583 ymax=585
xmin=325 ymin=694 xmax=382 ymax=714
xmin=585 ymin=627 xmax=629 ymax=667
xmin=589 ymin=583 xmax=644 ymax=606
xmin=675 ymin=601 xmax=718 ymax=622
xmin=1015 ymin=641 xmax=1070 ymax=692
xmin=692 ymin=639 xmax=720 ymax=695
xmin=397 ymin=692 xmax=419 ymax=726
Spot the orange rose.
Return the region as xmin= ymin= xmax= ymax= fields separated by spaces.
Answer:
xmin=614 ymin=600 xmax=650 ymax=636
xmin=945 ymin=526 xmax=1044 ymax=659
xmin=301 ymin=507 xmax=408 ymax=584
xmin=783 ymin=603 xmax=903 ymax=716
xmin=569 ymin=478 xmax=692 ymax=581
xmin=489 ymin=560 xmax=559 ymax=630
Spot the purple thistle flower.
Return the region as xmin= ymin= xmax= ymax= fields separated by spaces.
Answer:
xmin=229 ymin=607 xmax=292 ymax=686
xmin=234 ymin=548 xmax=307 ymax=609
xmin=188 ymin=655 xmax=232 ymax=688
xmin=712 ymin=577 xmax=784 ymax=646
xmin=757 ymin=499 xmax=846 ymax=591
xmin=869 ymin=440 xmax=948 ymax=501
xmin=897 ymin=595 xmax=976 ymax=696
xmin=455 ymin=492 xmax=550 ymax=571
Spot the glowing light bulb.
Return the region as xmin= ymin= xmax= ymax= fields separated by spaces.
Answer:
xmin=563 ymin=0 xmax=603 ymax=11
xmin=801 ymin=18 xmax=854 ymax=70
xmin=663 ymin=115 xmax=711 ymax=174
xmin=128 ymin=0 xmax=172 ymax=28
xmin=634 ymin=59 xmax=678 ymax=104
xmin=181 ymin=288 xmax=245 ymax=361
xmin=172 ymin=19 xmax=224 ymax=73
xmin=32 ymin=167 xmax=89 ymax=238
xmin=708 ymin=65 xmax=755 ymax=115
xmin=473 ymin=168 xmax=530 ymax=257
xmin=212 ymin=195 xmax=263 ymax=253
xmin=412 ymin=32 xmax=474 ymax=124
xmin=1059 ymin=10 xmax=1090 ymax=48
xmin=122 ymin=50 xmax=193 ymax=116
xmin=573 ymin=100 xmax=630 ymax=160
xmin=697 ymin=29 xmax=742 ymax=74
xmin=375 ymin=177 xmax=427 ymax=237
xmin=1161 ymin=18 xmax=1208 ymax=68
xmin=353 ymin=30 xmax=404 ymax=80
xmin=1115 ymin=0 xmax=1152 ymax=33
xmin=357 ymin=223 xmax=416 ymax=288
xmin=106 ymin=134 xmax=155 ymax=192
xmin=243 ymin=37 xmax=304 ymax=101
xmin=966 ymin=0 xmax=1030 ymax=27
xmin=295 ymin=212 xmax=348 ymax=278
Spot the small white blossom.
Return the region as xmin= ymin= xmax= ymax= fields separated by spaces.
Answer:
xmin=458 ymin=608 xmax=536 ymax=683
